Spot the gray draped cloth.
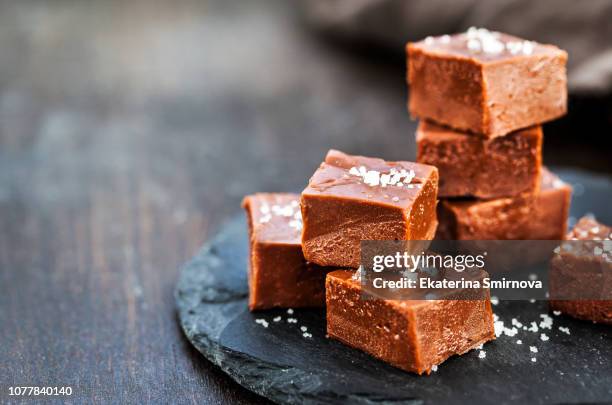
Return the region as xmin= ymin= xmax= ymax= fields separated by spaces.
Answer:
xmin=300 ymin=0 xmax=612 ymax=96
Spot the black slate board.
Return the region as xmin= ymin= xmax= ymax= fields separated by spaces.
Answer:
xmin=176 ymin=169 xmax=612 ymax=405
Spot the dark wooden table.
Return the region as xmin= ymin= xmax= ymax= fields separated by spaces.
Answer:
xmin=1 ymin=1 xmax=610 ymax=404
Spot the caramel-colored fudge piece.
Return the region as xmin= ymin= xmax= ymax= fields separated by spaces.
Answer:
xmin=326 ymin=270 xmax=495 ymax=374
xmin=550 ymin=217 xmax=612 ymax=324
xmin=242 ymin=193 xmax=331 ymax=311
xmin=437 ymin=168 xmax=571 ymax=240
xmin=407 ymin=28 xmax=567 ymax=137
xmin=416 ymin=121 xmax=542 ymax=198
xmin=301 ymin=150 xmax=439 ymax=268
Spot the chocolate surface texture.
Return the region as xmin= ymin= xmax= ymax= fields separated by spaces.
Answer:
xmin=436 ymin=168 xmax=571 ymax=240
xmin=301 ymin=149 xmax=438 ymax=268
xmin=326 ymin=270 xmax=495 ymax=374
xmin=408 ymin=28 xmax=567 ymax=137
xmin=550 ymin=217 xmax=612 ymax=324
xmin=417 ymin=121 xmax=542 ymax=198
xmin=243 ymin=193 xmax=331 ymax=310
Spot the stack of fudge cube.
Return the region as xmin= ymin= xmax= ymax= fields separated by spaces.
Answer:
xmin=243 ymin=149 xmax=495 ymax=374
xmin=239 ymin=28 xmax=609 ymax=375
xmin=408 ymin=27 xmax=572 ymax=240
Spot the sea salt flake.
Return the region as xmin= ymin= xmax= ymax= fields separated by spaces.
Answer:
xmin=531 ymin=357 xmax=537 ymax=363
xmin=467 ymin=38 xmax=482 ymax=52
xmin=559 ymin=326 xmax=570 ymax=335
xmin=300 ymin=326 xmax=308 ymax=332
xmin=540 ymin=333 xmax=549 ymax=341
xmin=539 ymin=314 xmax=553 ymax=329
xmin=478 ymin=350 xmax=486 ymax=359
xmin=287 ymin=318 xmax=297 ymax=324
xmin=255 ymin=319 xmax=269 ymax=328
xmin=490 ymin=296 xmax=499 ymax=306
xmin=363 ymin=170 xmax=380 ymax=186
xmin=431 ymin=365 xmax=438 ymax=372
xmin=273 ymin=316 xmax=281 ymax=322
xmin=530 ymin=346 xmax=538 ymax=353
xmin=494 ymin=320 xmax=505 ymax=337
xmin=553 ymin=310 xmax=561 ymax=316
xmin=516 ymin=340 xmax=523 ymax=345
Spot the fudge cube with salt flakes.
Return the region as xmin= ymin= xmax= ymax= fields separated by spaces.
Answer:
xmin=242 ymin=193 xmax=332 ymax=311
xmin=301 ymin=150 xmax=438 ymax=268
xmin=407 ymin=27 xmax=567 ymax=137
xmin=549 ymin=217 xmax=612 ymax=324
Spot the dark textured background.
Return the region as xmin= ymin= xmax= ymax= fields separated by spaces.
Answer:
xmin=0 ymin=0 xmax=610 ymax=404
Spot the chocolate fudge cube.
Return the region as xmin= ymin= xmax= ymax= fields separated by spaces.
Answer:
xmin=550 ymin=217 xmax=612 ymax=324
xmin=301 ymin=150 xmax=439 ymax=268
xmin=417 ymin=121 xmax=542 ymax=198
xmin=437 ymin=168 xmax=571 ymax=240
xmin=326 ymin=270 xmax=495 ymax=374
xmin=407 ymin=28 xmax=567 ymax=137
xmin=242 ymin=193 xmax=331 ymax=311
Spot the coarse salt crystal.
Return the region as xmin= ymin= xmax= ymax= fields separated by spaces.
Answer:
xmin=516 ymin=340 xmax=523 ymax=345
xmin=431 ymin=365 xmax=438 ymax=372
xmin=530 ymin=346 xmax=538 ymax=353
xmin=531 ymin=357 xmax=537 ymax=363
xmin=540 ymin=333 xmax=549 ymax=341
xmin=491 ymin=296 xmax=499 ymax=306
xmin=300 ymin=326 xmax=308 ymax=332
xmin=287 ymin=308 xmax=294 ymax=314
xmin=553 ymin=310 xmax=561 ymax=316
xmin=303 ymin=332 xmax=312 ymax=338
xmin=287 ymin=318 xmax=297 ymax=324
xmin=559 ymin=326 xmax=570 ymax=335
xmin=478 ymin=350 xmax=486 ymax=359
xmin=273 ymin=316 xmax=281 ymax=322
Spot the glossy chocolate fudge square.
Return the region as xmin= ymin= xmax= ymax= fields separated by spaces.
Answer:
xmin=326 ymin=270 xmax=495 ymax=374
xmin=242 ymin=193 xmax=332 ymax=311
xmin=417 ymin=121 xmax=542 ymax=198
xmin=407 ymin=28 xmax=567 ymax=137
xmin=550 ymin=217 xmax=612 ymax=324
xmin=301 ymin=150 xmax=439 ymax=268
xmin=437 ymin=168 xmax=571 ymax=240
